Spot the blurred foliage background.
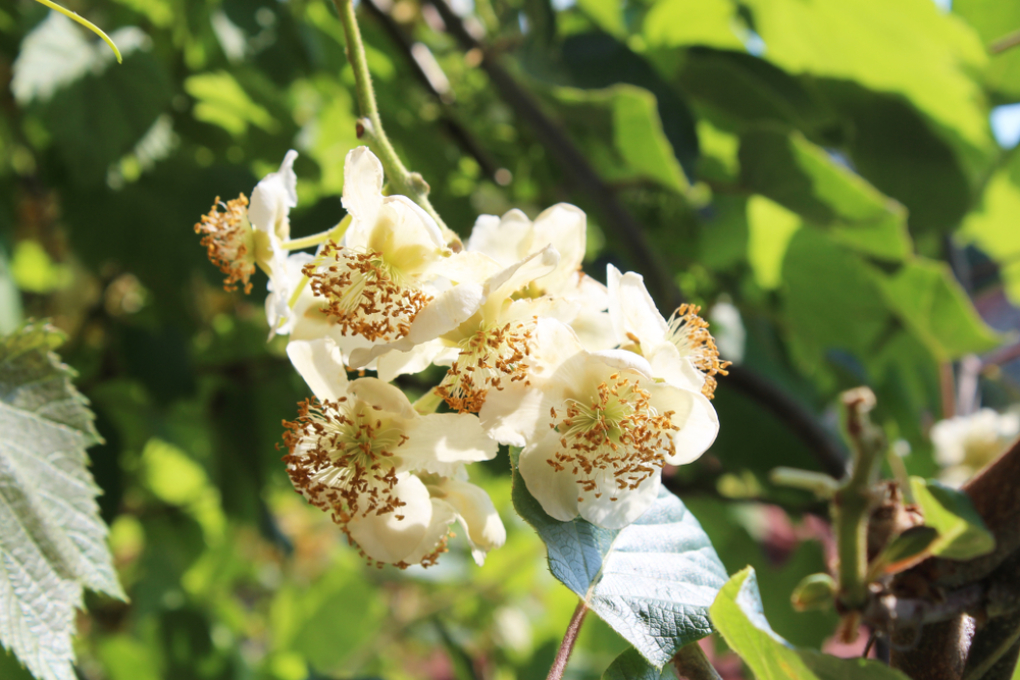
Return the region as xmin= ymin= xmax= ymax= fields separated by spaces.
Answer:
xmin=1 ymin=0 xmax=1020 ymax=677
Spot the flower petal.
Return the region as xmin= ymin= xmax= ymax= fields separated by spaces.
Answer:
xmin=249 ymin=149 xmax=298 ymax=241
xmin=341 ymin=146 xmax=385 ymax=241
xmin=529 ymin=203 xmax=586 ymax=291
xmin=401 ymin=498 xmax=458 ymax=566
xmin=477 ymin=382 xmax=547 ymax=447
xmin=348 ymin=377 xmax=416 ymax=419
xmin=374 ymin=339 xmax=447 ymax=382
xmin=347 ymin=473 xmax=432 ymax=564
xmin=607 ymin=264 xmax=668 ymax=348
xmin=577 ymin=471 xmax=660 ymax=530
xmin=286 ymin=338 xmax=348 ymax=401
xmin=646 ymin=382 xmax=719 ymax=466
xmin=466 ymin=209 xmax=532 ymax=266
xmin=518 ymin=430 xmax=583 ymax=522
xmin=487 ymin=245 xmax=559 ymax=301
xmin=437 ymin=478 xmax=506 ymax=565
xmin=400 ymin=412 xmax=498 ymax=475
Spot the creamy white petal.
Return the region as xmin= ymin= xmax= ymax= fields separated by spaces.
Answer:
xmin=466 ymin=209 xmax=532 ymax=266
xmin=590 ymin=348 xmax=655 ymax=378
xmin=347 ymin=377 xmax=416 ymax=419
xmin=487 ymin=245 xmax=560 ymax=301
xmin=400 ymin=412 xmax=498 ymax=475
xmin=286 ymin=338 xmax=348 ymax=401
xmin=646 ymin=382 xmax=719 ymax=465
xmin=646 ymin=343 xmax=707 ymax=393
xmin=383 ymin=195 xmax=445 ymax=251
xmin=374 ymin=339 xmax=447 ymax=382
xmin=527 ymin=317 xmax=586 ymax=381
xmin=478 ymin=382 xmax=547 ymax=447
xmin=437 ymin=478 xmax=506 ymax=566
xmin=341 ymin=146 xmax=385 ymax=245
xmin=266 ymin=251 xmax=314 ymax=337
xmin=431 ymin=250 xmax=503 ymax=285
xmin=577 ymin=472 xmax=660 ymax=529
xmin=346 ymin=473 xmax=432 ymax=564
xmin=249 ymin=149 xmax=298 ymax=241
xmin=518 ymin=430 xmax=584 ymax=522
xmin=529 ymin=203 xmax=586 ymax=291
xmin=401 ymin=498 xmax=458 ymax=566
xmin=607 ymin=264 xmax=668 ymax=348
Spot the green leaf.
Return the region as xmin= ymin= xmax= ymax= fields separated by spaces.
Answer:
xmin=184 ymin=71 xmax=278 ymax=137
xmin=0 ymin=322 xmax=124 ymax=680
xmin=876 ymin=259 xmax=1003 ymax=361
xmin=642 ymin=0 xmax=744 ymax=51
xmin=511 ymin=450 xmax=729 ymax=667
xmin=790 ymin=573 xmax=835 ymax=612
xmin=711 ymin=568 xmax=912 ymax=680
xmin=554 ymin=85 xmax=690 ymax=193
xmin=954 ymin=1 xmax=1020 ymax=101
xmin=957 ymin=165 xmax=1020 ymax=306
xmin=910 ymin=477 xmax=996 ymax=561
xmin=739 ymin=128 xmax=911 ymax=261
xmin=740 ymin=0 xmax=992 ymax=154
xmin=867 ymin=526 xmax=940 ymax=578
xmin=603 ymin=647 xmax=676 ymax=680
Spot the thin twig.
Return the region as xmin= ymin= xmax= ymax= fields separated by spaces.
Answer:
xmin=990 ymin=29 xmax=1020 ymax=55
xmin=672 ymin=642 xmax=723 ymax=680
xmin=546 ymin=601 xmax=588 ymax=680
xmin=332 ymin=0 xmax=461 ymax=248
xmin=423 ymin=0 xmax=849 ymax=480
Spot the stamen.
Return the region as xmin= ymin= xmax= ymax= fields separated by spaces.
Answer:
xmin=303 ymin=242 xmax=432 ymax=342
xmin=546 ymin=374 xmax=679 ymax=500
xmin=436 ymin=320 xmax=534 ymax=413
xmin=194 ymin=194 xmax=256 ymax=293
xmin=664 ymin=304 xmax=731 ymax=399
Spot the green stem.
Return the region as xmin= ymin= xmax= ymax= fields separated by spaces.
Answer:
xmin=834 ymin=387 xmax=884 ymax=612
xmin=769 ymin=467 xmax=839 ymax=499
xmin=34 ymin=0 xmax=122 ymax=63
xmin=331 ymin=0 xmax=461 ymax=249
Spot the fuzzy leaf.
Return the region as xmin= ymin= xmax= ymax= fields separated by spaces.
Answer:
xmin=0 ymin=322 xmax=124 ymax=680
xmin=511 ymin=450 xmax=728 ymax=667
xmin=910 ymin=477 xmax=995 ymax=561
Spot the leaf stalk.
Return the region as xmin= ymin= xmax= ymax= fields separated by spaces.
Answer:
xmin=546 ymin=601 xmax=588 ymax=680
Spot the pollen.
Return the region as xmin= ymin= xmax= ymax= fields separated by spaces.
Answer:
xmin=195 ymin=194 xmax=257 ymax=293
xmin=282 ymin=397 xmax=409 ymax=525
xmin=304 ymin=242 xmax=432 ymax=342
xmin=665 ymin=304 xmax=731 ymax=399
xmin=436 ymin=320 xmax=534 ymax=413
xmin=546 ymin=373 xmax=678 ymax=500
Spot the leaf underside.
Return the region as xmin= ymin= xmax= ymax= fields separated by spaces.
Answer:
xmin=511 ymin=450 xmax=728 ymax=667
xmin=0 ymin=322 xmax=124 ymax=680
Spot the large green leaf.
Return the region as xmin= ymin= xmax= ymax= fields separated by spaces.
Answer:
xmin=876 ymin=259 xmax=1003 ymax=361
xmin=954 ymin=0 xmax=1020 ymax=101
xmin=711 ymin=568 xmax=911 ymax=680
xmin=603 ymin=647 xmax=676 ymax=680
xmin=511 ymin=451 xmax=728 ymax=667
xmin=739 ymin=128 xmax=911 ymax=260
xmin=0 ymin=323 xmax=124 ymax=680
xmin=957 ymin=164 xmax=1020 ymax=305
xmin=740 ymin=0 xmax=992 ymax=154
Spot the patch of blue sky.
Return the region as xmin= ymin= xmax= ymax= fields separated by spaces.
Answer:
xmin=991 ymin=104 xmax=1020 ymax=149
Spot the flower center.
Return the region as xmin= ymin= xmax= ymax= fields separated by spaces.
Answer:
xmin=547 ymin=374 xmax=678 ymax=501
xmin=194 ymin=194 xmax=256 ymax=293
xmin=282 ymin=396 xmax=410 ymax=523
xmin=664 ymin=304 xmax=730 ymax=399
xmin=304 ymin=243 xmax=432 ymax=342
xmin=436 ymin=320 xmax=534 ymax=413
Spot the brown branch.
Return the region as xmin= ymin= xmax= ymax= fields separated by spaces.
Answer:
xmin=891 ymin=615 xmax=971 ymax=680
xmin=423 ymin=0 xmax=849 ymax=480
xmin=990 ymin=29 xmax=1020 ymax=55
xmin=673 ymin=643 xmax=723 ymax=680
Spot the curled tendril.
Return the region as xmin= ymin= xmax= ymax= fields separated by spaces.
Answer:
xmin=34 ymin=0 xmax=122 ymax=64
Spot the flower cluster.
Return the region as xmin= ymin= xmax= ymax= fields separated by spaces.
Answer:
xmin=196 ymin=147 xmax=728 ymax=568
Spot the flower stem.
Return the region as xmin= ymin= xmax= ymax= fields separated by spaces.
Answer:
xmin=331 ymin=0 xmax=461 ymax=250
xmin=546 ymin=601 xmax=588 ymax=680
xmin=34 ymin=0 xmax=122 ymax=63
xmin=833 ymin=387 xmax=884 ymax=615
xmin=282 ymin=214 xmax=351 ymax=251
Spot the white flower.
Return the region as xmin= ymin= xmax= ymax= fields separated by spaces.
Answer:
xmin=468 ymin=205 xmax=616 ymax=351
xmin=480 ymin=319 xmax=718 ymax=528
xmin=283 ymin=338 xmax=503 ymax=566
xmin=607 ymin=264 xmax=730 ymax=399
xmin=350 ymin=246 xmax=579 ymax=412
xmin=300 ymin=147 xmax=453 ymax=343
xmin=194 ymin=150 xmax=298 ymax=295
xmin=931 ymin=408 xmax=1020 ymax=487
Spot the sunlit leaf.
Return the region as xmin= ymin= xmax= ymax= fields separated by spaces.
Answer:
xmin=511 ymin=450 xmax=728 ymax=667
xmin=0 ymin=322 xmax=124 ymax=680
xmin=602 ymin=647 xmax=676 ymax=680
xmin=910 ymin=477 xmax=995 ymax=561
xmin=711 ymin=567 xmax=911 ymax=680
